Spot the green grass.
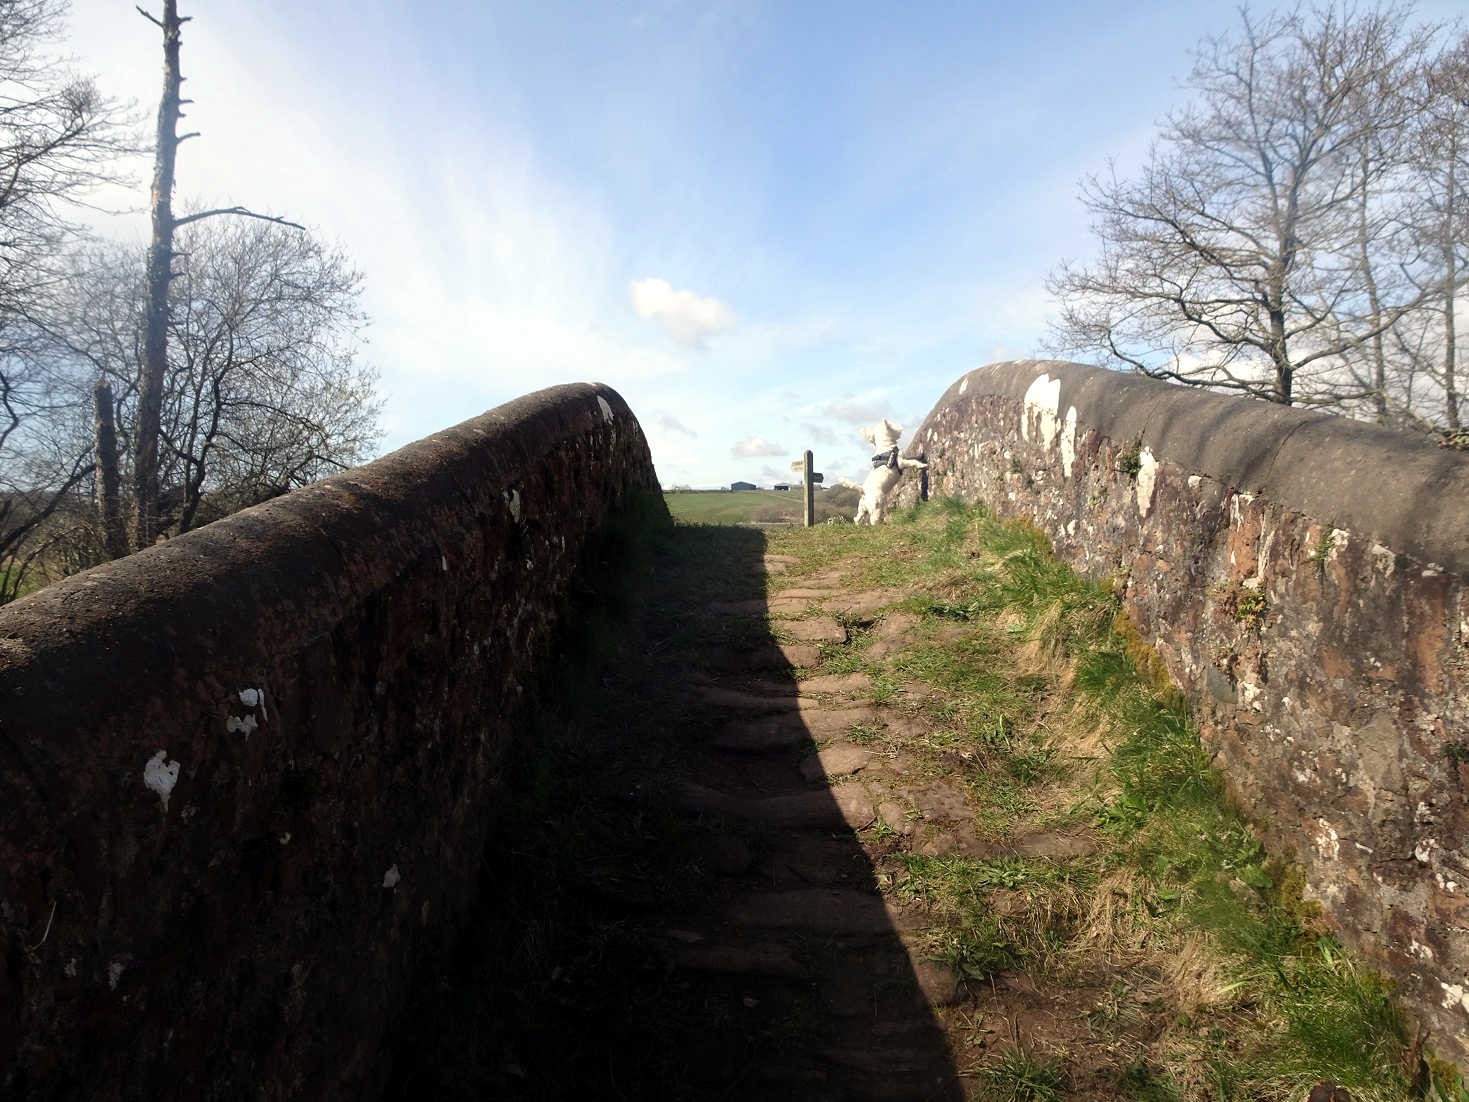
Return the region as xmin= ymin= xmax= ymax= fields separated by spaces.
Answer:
xmin=664 ymin=488 xmax=804 ymax=525
xmin=771 ymin=498 xmax=1446 ymax=1100
xmin=663 ymin=487 xmax=862 ymax=526
xmin=977 ymin=1047 xmax=1068 ymax=1101
xmin=391 ymin=494 xmax=1454 ymax=1101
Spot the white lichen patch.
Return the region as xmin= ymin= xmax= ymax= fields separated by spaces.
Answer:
xmin=107 ymin=958 xmax=127 ymax=990
xmin=382 ymin=864 xmax=402 ymax=889
xmin=1059 ymin=406 xmax=1078 ymax=475
xmin=1229 ymin=492 xmax=1255 ymax=529
xmin=1021 ymin=373 xmax=1061 ymax=446
xmin=1370 ymin=542 xmax=1396 ymax=576
xmin=225 ymin=714 xmax=258 ymax=739
xmin=1135 ymin=447 xmax=1159 ymax=516
xmin=1441 ymin=980 xmax=1469 ymax=1013
xmin=505 ymin=489 xmax=522 ymax=521
xmin=1312 ymin=818 xmax=1341 ymax=861
xmin=1415 ymin=837 xmax=1439 ymax=864
xmin=597 ymin=396 xmax=614 ymax=424
xmin=237 ymin=687 xmax=267 ymax=720
xmin=959 ymin=375 xmax=969 ymax=395
xmin=143 ymin=750 xmax=180 ymax=811
xmin=1187 ymin=475 xmax=1202 ymax=492
xmin=1436 ymin=871 xmax=1460 ymax=893
xmin=1237 ymin=679 xmax=1263 ymax=711
xmin=1410 ymin=940 xmax=1436 ymax=961
xmin=441 ymin=555 xmax=449 ymax=572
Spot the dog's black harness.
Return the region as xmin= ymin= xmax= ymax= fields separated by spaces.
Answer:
xmin=871 ymin=446 xmax=900 ymax=470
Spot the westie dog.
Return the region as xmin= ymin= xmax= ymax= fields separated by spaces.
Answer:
xmin=853 ymin=419 xmax=926 ymax=525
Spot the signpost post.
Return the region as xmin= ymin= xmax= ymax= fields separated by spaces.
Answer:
xmin=803 ymin=451 xmax=814 ymax=527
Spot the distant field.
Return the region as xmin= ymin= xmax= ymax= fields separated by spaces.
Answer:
xmin=663 ymin=487 xmax=860 ymax=526
xmin=663 ymin=490 xmax=802 ymax=525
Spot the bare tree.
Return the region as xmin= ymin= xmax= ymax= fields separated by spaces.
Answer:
xmin=51 ymin=220 xmax=379 ymax=539
xmin=0 ymin=0 xmax=126 ymax=597
xmin=1401 ymin=34 xmax=1469 ymax=437
xmin=1048 ymin=4 xmax=1436 ymax=407
xmin=131 ymin=0 xmax=300 ymax=548
xmin=158 ymin=219 xmax=378 ymax=532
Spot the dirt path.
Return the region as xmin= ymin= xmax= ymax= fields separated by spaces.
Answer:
xmin=389 ymin=522 xmax=1100 ymax=1100
xmin=388 ymin=512 xmax=1441 ymax=1102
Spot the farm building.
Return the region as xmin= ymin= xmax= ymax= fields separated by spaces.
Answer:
xmin=773 ymin=483 xmax=789 ymax=492
xmin=730 ymin=480 xmax=757 ymax=491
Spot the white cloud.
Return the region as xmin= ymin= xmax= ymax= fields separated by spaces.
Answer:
xmin=817 ymin=392 xmax=893 ymax=424
xmin=801 ymin=422 xmax=841 ymax=446
xmin=731 ymin=435 xmax=784 ymax=458
xmin=657 ymin=412 xmax=698 ymax=438
xmin=631 ymin=277 xmax=736 ymax=348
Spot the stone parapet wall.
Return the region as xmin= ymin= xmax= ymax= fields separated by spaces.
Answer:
xmin=0 ymin=383 xmax=662 ymax=1100
xmin=896 ymin=360 xmax=1469 ymax=1065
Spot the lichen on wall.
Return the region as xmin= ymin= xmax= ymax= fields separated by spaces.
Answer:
xmin=0 ymin=381 xmax=664 ymax=1100
xmin=897 ymin=360 xmax=1469 ymax=1067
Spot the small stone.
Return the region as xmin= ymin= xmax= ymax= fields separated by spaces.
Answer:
xmin=800 ymin=743 xmax=875 ymax=782
xmin=799 ymin=672 xmax=873 ymax=695
xmin=768 ymin=596 xmax=818 ymax=615
xmin=725 ymin=889 xmax=927 ymax=934
xmin=825 ymin=590 xmax=901 ymax=619
xmin=904 ymin=779 xmax=973 ymax=823
xmin=673 ymin=944 xmax=806 ymax=980
xmin=783 ymin=617 xmax=848 ymax=644
xmin=820 ymin=969 xmax=873 ymax=1017
xmin=877 ymin=801 xmax=915 ymax=836
xmin=708 ymin=836 xmax=754 ymax=876
xmin=779 ymin=643 xmax=823 ymax=668
xmin=1009 ymin=830 xmax=1097 ymax=858
xmin=911 ymin=960 xmax=964 ymax=1007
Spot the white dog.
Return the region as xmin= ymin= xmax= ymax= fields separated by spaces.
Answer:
xmin=851 ymin=418 xmax=926 ymax=525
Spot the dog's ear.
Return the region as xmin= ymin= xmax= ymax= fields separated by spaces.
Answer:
xmin=860 ymin=426 xmax=877 ymax=447
xmin=883 ymin=418 xmax=903 ymax=442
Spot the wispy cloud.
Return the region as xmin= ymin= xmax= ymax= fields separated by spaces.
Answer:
xmin=816 ymin=391 xmax=893 ymax=424
xmin=658 ymin=411 xmax=698 ymax=437
xmin=631 ymin=277 xmax=736 ymax=348
xmin=731 ymin=435 xmax=784 ymax=458
xmin=800 ymin=422 xmax=841 ymax=446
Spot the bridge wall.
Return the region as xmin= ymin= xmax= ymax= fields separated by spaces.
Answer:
xmin=0 ymin=383 xmax=661 ymax=1099
xmin=898 ymin=360 xmax=1469 ymax=1064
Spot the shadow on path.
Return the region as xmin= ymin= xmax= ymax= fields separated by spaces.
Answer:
xmin=387 ymin=522 xmax=964 ymax=1100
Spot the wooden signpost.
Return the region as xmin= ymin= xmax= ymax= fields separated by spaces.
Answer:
xmin=802 ymin=451 xmax=814 ymax=527
xmin=791 ymin=454 xmax=822 ymax=526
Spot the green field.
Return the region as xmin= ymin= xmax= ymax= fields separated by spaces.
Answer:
xmin=663 ymin=487 xmax=860 ymax=525
xmin=663 ymin=489 xmax=804 ymax=525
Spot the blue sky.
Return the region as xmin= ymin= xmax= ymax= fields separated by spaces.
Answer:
xmin=67 ymin=0 xmax=1463 ymax=488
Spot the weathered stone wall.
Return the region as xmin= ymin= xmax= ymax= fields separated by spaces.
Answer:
xmin=0 ymin=383 xmax=662 ymax=1100
xmin=897 ymin=361 xmax=1469 ymax=1064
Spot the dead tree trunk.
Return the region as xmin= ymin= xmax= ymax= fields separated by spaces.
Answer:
xmin=133 ymin=0 xmax=185 ymax=550
xmin=1444 ymin=140 xmax=1460 ymax=432
xmin=92 ymin=379 xmax=126 ymax=560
